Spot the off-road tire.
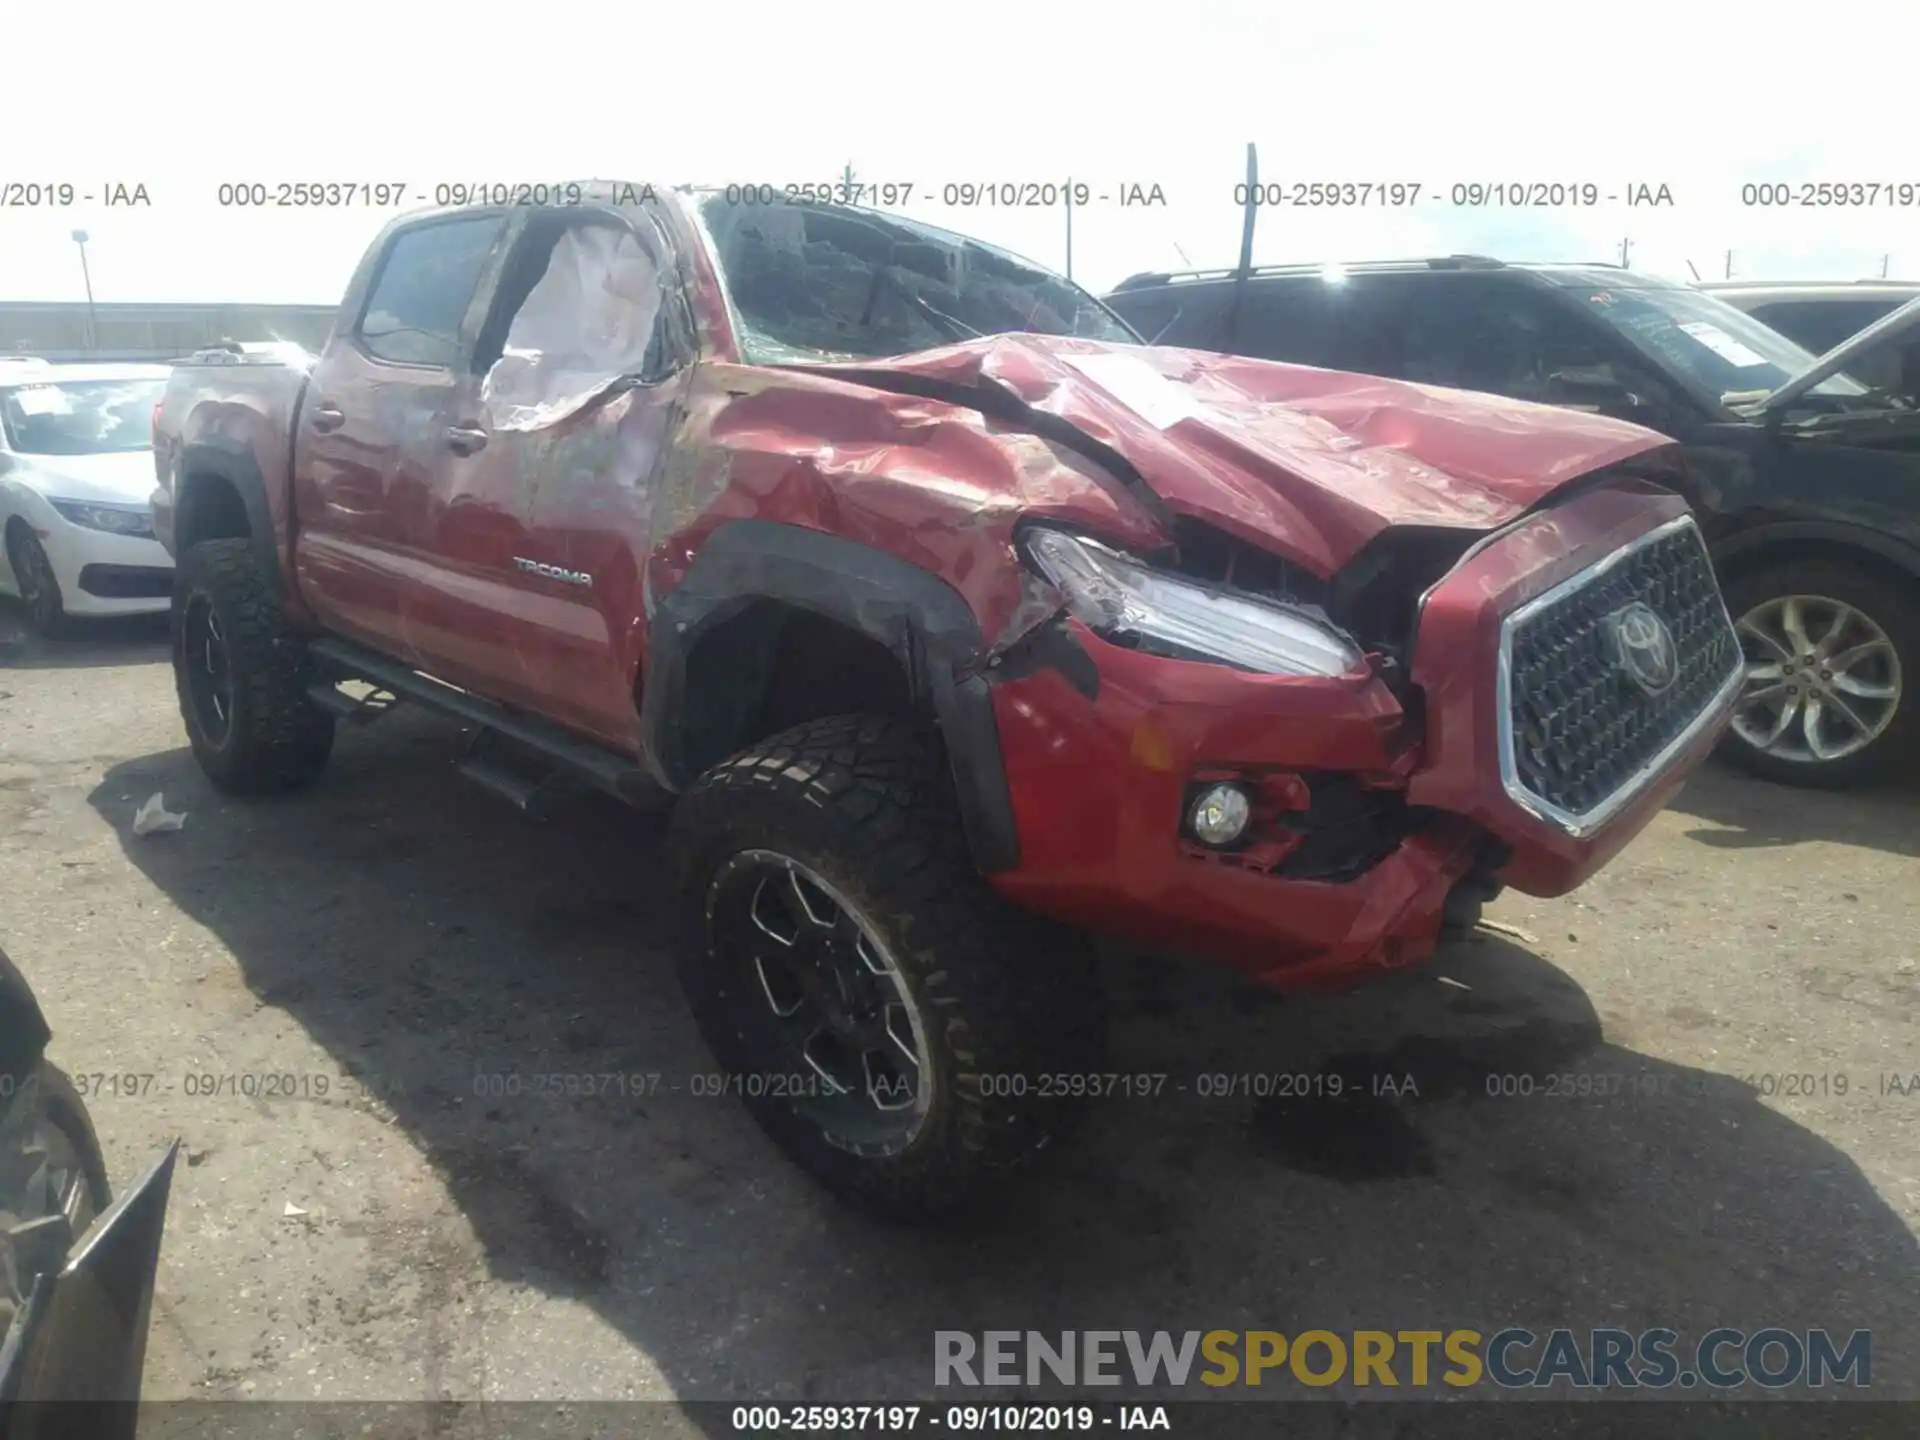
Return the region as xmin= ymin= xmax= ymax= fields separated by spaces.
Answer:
xmin=1718 ymin=557 xmax=1920 ymax=789
xmin=5 ymin=522 xmax=68 ymax=638
xmin=0 ymin=1062 xmax=112 ymax=1346
xmin=669 ymin=713 xmax=1105 ymax=1218
xmin=172 ymin=538 xmax=334 ymax=794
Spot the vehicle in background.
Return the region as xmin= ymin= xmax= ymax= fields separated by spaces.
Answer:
xmin=0 ymin=941 xmax=177 ymax=1437
xmin=176 ymin=340 xmax=316 ymax=369
xmin=1701 ymin=281 xmax=1920 ymax=402
xmin=1107 ymin=259 xmax=1920 ymax=789
xmin=0 ymin=362 xmax=174 ymax=635
xmin=152 ymin=185 xmax=1739 ymax=1214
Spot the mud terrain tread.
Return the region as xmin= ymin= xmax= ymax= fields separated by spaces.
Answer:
xmin=173 ymin=538 xmax=334 ymax=794
xmin=670 ymin=713 xmax=1103 ymax=1216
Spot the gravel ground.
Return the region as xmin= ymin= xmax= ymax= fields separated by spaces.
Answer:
xmin=0 ymin=605 xmax=1914 ymax=1414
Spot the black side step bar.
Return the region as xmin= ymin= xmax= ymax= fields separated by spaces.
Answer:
xmin=456 ymin=756 xmax=553 ymax=815
xmin=307 ymin=637 xmax=664 ymax=808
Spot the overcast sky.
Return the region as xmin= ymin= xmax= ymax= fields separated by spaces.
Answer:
xmin=5 ymin=0 xmax=1917 ymax=305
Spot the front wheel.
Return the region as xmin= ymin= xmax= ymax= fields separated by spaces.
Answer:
xmin=1719 ymin=557 xmax=1918 ymax=788
xmin=5 ymin=523 xmax=67 ymax=637
xmin=669 ymin=714 xmax=1104 ymax=1217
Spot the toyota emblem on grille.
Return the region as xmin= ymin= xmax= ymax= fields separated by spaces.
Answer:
xmin=1605 ymin=602 xmax=1679 ymax=696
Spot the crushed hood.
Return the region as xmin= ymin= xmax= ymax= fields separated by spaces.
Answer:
xmin=797 ymin=335 xmax=1678 ymax=574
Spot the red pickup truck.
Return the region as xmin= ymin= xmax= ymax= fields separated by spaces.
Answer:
xmin=151 ymin=184 xmax=1742 ymax=1213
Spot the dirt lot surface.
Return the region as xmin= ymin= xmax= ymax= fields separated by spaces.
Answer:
xmin=1 ymin=607 xmax=1915 ymax=1411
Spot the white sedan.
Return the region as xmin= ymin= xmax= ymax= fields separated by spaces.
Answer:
xmin=0 ymin=361 xmax=174 ymax=633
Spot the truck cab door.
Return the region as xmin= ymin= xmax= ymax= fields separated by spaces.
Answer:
xmin=291 ymin=210 xmax=512 ymax=663
xmin=403 ymin=203 xmax=693 ymax=751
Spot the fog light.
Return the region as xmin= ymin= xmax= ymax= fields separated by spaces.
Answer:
xmin=1188 ymin=783 xmax=1251 ymax=847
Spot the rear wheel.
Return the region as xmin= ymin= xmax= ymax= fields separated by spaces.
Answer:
xmin=669 ymin=713 xmax=1104 ymax=1217
xmin=5 ymin=524 xmax=67 ymax=637
xmin=1720 ymin=557 xmax=1918 ymax=788
xmin=172 ymin=538 xmax=334 ymax=793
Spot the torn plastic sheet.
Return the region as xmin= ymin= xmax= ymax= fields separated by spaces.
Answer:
xmin=482 ymin=224 xmax=665 ymax=433
xmin=132 ymin=792 xmax=187 ymax=835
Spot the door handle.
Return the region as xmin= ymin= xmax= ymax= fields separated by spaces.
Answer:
xmin=309 ymin=402 xmax=345 ymax=433
xmin=444 ymin=422 xmax=488 ymax=456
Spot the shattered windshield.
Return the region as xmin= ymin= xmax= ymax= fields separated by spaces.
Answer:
xmin=697 ymin=195 xmax=1138 ymax=363
xmin=1578 ymin=283 xmax=1868 ymax=406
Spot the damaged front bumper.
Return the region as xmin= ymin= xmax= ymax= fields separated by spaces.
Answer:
xmin=984 ymin=634 xmax=1488 ymax=990
xmin=981 ymin=483 xmax=1741 ymax=990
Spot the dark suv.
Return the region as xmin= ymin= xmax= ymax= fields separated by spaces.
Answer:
xmin=1107 ymin=259 xmax=1920 ymax=788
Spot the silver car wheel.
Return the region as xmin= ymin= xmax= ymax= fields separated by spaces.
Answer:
xmin=1731 ymin=593 xmax=1903 ymax=763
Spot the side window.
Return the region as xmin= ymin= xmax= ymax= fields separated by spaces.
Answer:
xmin=1233 ymin=283 xmax=1369 ymax=370
xmin=1749 ymin=299 xmax=1905 ymax=391
xmin=477 ymin=213 xmax=682 ymax=431
xmin=1108 ymin=283 xmax=1233 ymax=349
xmin=1746 ymin=299 xmax=1891 ymax=356
xmin=356 ymin=216 xmax=505 ymax=368
xmin=1372 ymin=278 xmax=1670 ymax=408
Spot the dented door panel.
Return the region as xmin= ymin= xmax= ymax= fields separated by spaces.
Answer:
xmin=483 ymin=380 xmax=685 ymax=749
xmin=293 ymin=209 xmax=514 ymax=665
xmin=395 ymin=206 xmax=691 ymax=748
xmin=292 ymin=344 xmax=443 ymax=663
xmin=393 ymin=362 xmax=543 ymax=712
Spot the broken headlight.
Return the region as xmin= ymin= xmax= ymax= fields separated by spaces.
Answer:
xmin=1022 ymin=529 xmax=1362 ymax=678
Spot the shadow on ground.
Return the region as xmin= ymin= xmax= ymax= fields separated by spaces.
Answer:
xmin=1668 ymin=758 xmax=1920 ymax=860
xmin=91 ymin=712 xmax=1920 ymax=1407
xmin=0 ymin=599 xmax=169 ymax=671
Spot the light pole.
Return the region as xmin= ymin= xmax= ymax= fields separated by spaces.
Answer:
xmin=70 ymin=230 xmax=97 ymax=353
xmin=1064 ymin=182 xmax=1073 ymax=282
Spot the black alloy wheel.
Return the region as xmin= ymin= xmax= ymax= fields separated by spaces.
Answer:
xmin=178 ymin=590 xmax=237 ymax=748
xmin=705 ymin=849 xmax=933 ymax=1156
xmin=669 ymin=713 xmax=1106 ymax=1216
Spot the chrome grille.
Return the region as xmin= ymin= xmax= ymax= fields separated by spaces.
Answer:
xmin=1500 ymin=517 xmax=1740 ymax=832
